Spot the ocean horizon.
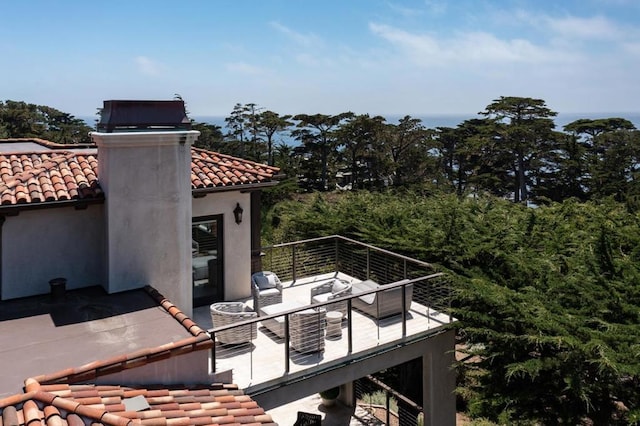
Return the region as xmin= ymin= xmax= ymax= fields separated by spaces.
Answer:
xmin=81 ymin=112 xmax=640 ymax=146
xmin=190 ymin=112 xmax=640 ymax=131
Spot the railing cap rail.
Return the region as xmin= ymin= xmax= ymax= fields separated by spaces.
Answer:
xmin=264 ymin=235 xmax=436 ymax=269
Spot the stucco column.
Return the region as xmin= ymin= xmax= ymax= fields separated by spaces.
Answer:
xmin=92 ymin=131 xmax=199 ymax=317
xmin=422 ymin=329 xmax=456 ymax=426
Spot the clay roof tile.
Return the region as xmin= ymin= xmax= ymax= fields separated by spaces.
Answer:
xmin=0 ymin=141 xmax=279 ymax=208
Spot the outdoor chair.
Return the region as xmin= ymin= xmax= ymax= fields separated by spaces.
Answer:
xmin=310 ymin=278 xmax=352 ymax=318
xmin=290 ymin=308 xmax=326 ymax=353
xmin=251 ymin=271 xmax=283 ymax=313
xmin=351 ymin=279 xmax=413 ymax=319
xmin=294 ymin=411 xmax=321 ymax=426
xmin=210 ymin=302 xmax=257 ymax=345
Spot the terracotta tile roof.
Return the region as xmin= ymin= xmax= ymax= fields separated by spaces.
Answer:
xmin=0 ymin=139 xmax=281 ymax=208
xmin=0 ymin=151 xmax=102 ymax=205
xmin=0 ymin=381 xmax=277 ymax=426
xmin=191 ymin=148 xmax=281 ymax=190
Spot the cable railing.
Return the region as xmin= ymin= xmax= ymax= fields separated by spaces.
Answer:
xmin=209 ymin=236 xmax=453 ymax=389
xmin=355 ymin=375 xmax=424 ymax=426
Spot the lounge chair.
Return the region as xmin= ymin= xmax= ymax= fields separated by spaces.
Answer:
xmin=251 ymin=271 xmax=283 ymax=313
xmin=210 ymin=302 xmax=257 ymax=345
xmin=351 ymin=279 xmax=413 ymax=319
xmin=310 ymin=278 xmax=351 ymax=318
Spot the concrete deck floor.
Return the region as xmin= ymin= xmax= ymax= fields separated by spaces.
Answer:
xmin=193 ymin=273 xmax=453 ymax=424
xmin=193 ymin=272 xmax=452 ymax=391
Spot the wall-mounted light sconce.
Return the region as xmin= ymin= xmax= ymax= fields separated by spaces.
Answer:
xmin=233 ymin=202 xmax=244 ymax=225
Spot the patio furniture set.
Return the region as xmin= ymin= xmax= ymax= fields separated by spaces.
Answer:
xmin=210 ymin=271 xmax=413 ymax=353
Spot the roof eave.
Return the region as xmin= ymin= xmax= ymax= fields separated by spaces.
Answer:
xmin=0 ymin=197 xmax=105 ymax=215
xmin=192 ymin=180 xmax=281 ymax=196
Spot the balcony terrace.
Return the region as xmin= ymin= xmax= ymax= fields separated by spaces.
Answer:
xmin=193 ymin=236 xmax=455 ymax=411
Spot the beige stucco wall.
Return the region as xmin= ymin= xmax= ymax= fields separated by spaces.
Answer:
xmin=93 ymin=131 xmax=198 ymax=317
xmin=192 ymin=191 xmax=252 ymax=302
xmin=1 ymin=204 xmax=105 ymax=300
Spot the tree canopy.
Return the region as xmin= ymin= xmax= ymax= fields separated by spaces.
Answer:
xmin=264 ymin=191 xmax=640 ymax=425
xmin=0 ymin=100 xmax=92 ymax=144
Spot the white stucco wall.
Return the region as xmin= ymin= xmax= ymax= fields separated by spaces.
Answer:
xmin=2 ymin=204 xmax=105 ymax=300
xmin=93 ymin=131 xmax=198 ymax=317
xmin=192 ymin=191 xmax=252 ymax=301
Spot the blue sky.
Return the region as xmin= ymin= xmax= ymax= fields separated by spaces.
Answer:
xmin=1 ymin=0 xmax=639 ymax=117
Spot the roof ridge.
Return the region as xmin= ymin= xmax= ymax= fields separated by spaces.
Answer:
xmin=143 ymin=285 xmax=208 ymax=337
xmin=0 ymin=137 xmax=97 ymax=149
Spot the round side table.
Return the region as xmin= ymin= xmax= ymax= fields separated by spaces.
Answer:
xmin=325 ymin=311 xmax=343 ymax=339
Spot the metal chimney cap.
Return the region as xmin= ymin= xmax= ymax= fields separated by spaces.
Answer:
xmin=97 ymin=100 xmax=192 ymax=133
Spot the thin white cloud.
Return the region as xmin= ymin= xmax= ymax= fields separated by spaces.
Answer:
xmin=544 ymin=15 xmax=621 ymax=40
xmin=424 ymin=0 xmax=447 ymax=15
xmin=386 ymin=2 xmax=424 ymax=17
xmin=622 ymin=41 xmax=640 ymax=55
xmin=369 ymin=23 xmax=572 ymax=66
xmin=224 ymin=62 xmax=266 ymax=76
xmin=135 ymin=56 xmax=161 ymax=76
xmin=269 ymin=21 xmax=323 ymax=48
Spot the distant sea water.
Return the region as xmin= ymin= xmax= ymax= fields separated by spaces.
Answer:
xmin=82 ymin=112 xmax=640 ymax=146
xmin=192 ymin=113 xmax=640 ymax=132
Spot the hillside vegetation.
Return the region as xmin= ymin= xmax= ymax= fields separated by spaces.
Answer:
xmin=264 ymin=191 xmax=640 ymax=425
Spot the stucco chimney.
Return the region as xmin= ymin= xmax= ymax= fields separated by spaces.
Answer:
xmin=92 ymin=100 xmax=199 ymax=316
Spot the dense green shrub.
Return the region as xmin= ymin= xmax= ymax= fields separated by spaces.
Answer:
xmin=264 ymin=191 xmax=640 ymax=424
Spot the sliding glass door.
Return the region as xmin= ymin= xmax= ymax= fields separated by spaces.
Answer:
xmin=192 ymin=215 xmax=224 ymax=307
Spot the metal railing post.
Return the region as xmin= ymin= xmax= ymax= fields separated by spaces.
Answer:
xmin=403 ymin=258 xmax=407 ymax=279
xmin=211 ymin=332 xmax=216 ymax=373
xmin=448 ymin=278 xmax=453 ymax=322
xmin=334 ymin=238 xmax=339 ymax=273
xmin=284 ymin=315 xmax=290 ymax=374
xmin=292 ymin=246 xmax=297 ymax=282
xmin=401 ymin=283 xmax=407 ymax=338
xmin=386 ymin=391 xmax=391 ymax=426
xmin=366 ymin=247 xmax=370 ymax=280
xmin=347 ymin=299 xmax=353 ymax=354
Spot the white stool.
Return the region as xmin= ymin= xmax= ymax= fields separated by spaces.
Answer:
xmin=325 ymin=311 xmax=343 ymax=339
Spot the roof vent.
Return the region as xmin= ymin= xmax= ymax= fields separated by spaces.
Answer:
xmin=123 ymin=395 xmax=151 ymax=412
xmin=97 ymin=100 xmax=192 ymax=133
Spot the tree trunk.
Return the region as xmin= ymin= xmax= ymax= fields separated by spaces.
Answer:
xmin=321 ymin=144 xmax=328 ymax=190
xmin=518 ymin=153 xmax=527 ymax=203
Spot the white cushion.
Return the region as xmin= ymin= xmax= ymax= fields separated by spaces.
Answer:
xmin=331 ymin=280 xmax=349 ymax=294
xmin=312 ymin=293 xmax=331 ymax=304
xmin=267 ymin=273 xmax=278 ymax=287
xmin=259 ymin=288 xmax=280 ymax=297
